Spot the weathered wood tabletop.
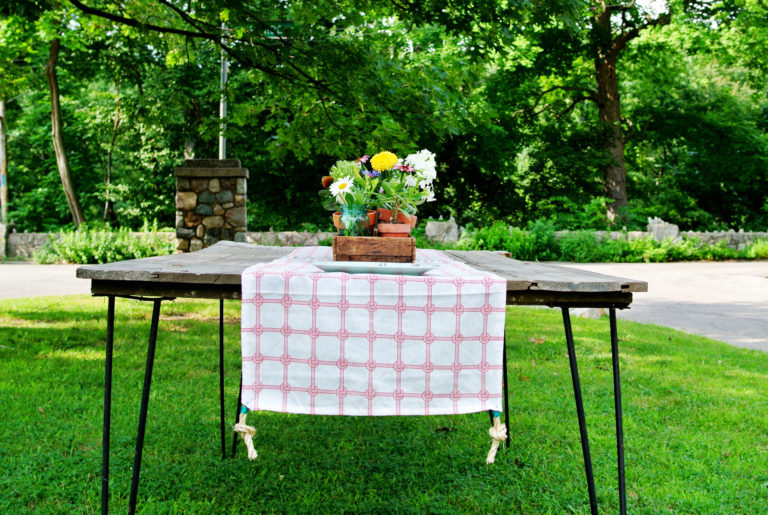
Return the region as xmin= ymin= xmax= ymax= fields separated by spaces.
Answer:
xmin=77 ymin=241 xmax=646 ymax=307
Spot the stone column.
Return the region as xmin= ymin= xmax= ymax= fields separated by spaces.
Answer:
xmin=175 ymin=159 xmax=248 ymax=252
xmin=0 ymin=223 xmax=6 ymax=258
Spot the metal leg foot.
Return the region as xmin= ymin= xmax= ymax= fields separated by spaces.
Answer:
xmin=219 ymin=299 xmax=226 ymax=460
xmin=610 ymin=308 xmax=627 ymax=515
xmin=562 ymin=307 xmax=598 ymax=515
xmin=128 ymin=299 xmax=163 ymax=515
xmin=101 ymin=296 xmax=115 ymax=515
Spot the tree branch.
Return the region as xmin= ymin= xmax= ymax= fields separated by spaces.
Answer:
xmin=68 ymin=0 xmax=210 ymax=39
xmin=611 ymin=11 xmax=672 ymax=56
xmin=605 ymin=0 xmax=636 ymax=13
xmin=557 ymin=95 xmax=595 ymax=117
xmin=513 ymin=85 xmax=597 ymax=117
xmin=68 ymin=0 xmax=323 ymax=89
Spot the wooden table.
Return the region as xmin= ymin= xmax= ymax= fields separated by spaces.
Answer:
xmin=78 ymin=241 xmax=647 ymax=515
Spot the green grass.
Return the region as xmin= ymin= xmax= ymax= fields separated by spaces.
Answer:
xmin=1 ymin=296 xmax=767 ymax=513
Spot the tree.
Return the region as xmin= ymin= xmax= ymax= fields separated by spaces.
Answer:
xmin=45 ymin=37 xmax=85 ymax=226
xmin=590 ymin=1 xmax=671 ymax=221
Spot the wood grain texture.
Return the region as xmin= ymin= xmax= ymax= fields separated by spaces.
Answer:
xmin=332 ymin=236 xmax=415 ymax=263
xmin=76 ymin=241 xmax=292 ymax=284
xmin=77 ymin=242 xmax=647 ymax=303
xmin=443 ymin=250 xmax=647 ymax=293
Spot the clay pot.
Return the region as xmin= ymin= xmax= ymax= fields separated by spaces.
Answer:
xmin=376 ymin=208 xmax=418 ymax=228
xmin=377 ymin=222 xmax=413 ymax=238
xmin=333 ymin=209 xmax=376 ymax=233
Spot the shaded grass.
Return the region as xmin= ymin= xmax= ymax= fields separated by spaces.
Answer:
xmin=1 ymin=296 xmax=767 ymax=513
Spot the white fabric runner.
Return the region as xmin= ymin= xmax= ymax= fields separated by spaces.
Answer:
xmin=241 ymin=246 xmax=507 ymax=416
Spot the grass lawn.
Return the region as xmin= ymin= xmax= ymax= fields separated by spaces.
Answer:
xmin=1 ymin=295 xmax=767 ymax=513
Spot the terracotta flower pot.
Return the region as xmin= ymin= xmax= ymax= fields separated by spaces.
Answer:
xmin=376 ymin=208 xmax=417 ymax=228
xmin=333 ymin=210 xmax=376 ymax=232
xmin=377 ymin=222 xmax=413 ymax=238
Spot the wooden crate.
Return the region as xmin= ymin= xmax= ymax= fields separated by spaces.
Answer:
xmin=332 ymin=236 xmax=415 ymax=263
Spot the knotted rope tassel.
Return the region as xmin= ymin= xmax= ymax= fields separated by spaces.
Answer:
xmin=485 ymin=416 xmax=508 ymax=464
xmin=233 ymin=411 xmax=258 ymax=460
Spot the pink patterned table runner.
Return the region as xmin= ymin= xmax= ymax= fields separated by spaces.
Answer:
xmin=240 ymin=246 xmax=507 ymax=416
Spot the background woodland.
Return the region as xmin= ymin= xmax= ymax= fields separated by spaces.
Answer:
xmin=1 ymin=0 xmax=767 ymax=233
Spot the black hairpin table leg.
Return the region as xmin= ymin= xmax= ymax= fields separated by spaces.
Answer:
xmin=561 ymin=307 xmax=598 ymax=515
xmin=101 ymin=296 xmax=115 ymax=515
xmin=610 ymin=308 xmax=627 ymax=515
xmin=128 ymin=299 xmax=163 ymax=515
xmin=219 ymin=299 xmax=227 ymax=460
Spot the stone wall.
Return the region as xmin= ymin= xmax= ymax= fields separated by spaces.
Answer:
xmin=2 ymin=231 xmax=175 ymax=258
xmin=426 ymin=217 xmax=768 ymax=250
xmin=6 ymin=232 xmax=50 ymax=258
xmin=175 ymin=159 xmax=248 ymax=252
xmin=0 ymin=223 xmax=6 ymax=258
xmin=244 ymin=230 xmax=336 ymax=247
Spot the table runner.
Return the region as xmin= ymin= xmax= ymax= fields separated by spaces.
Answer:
xmin=240 ymin=246 xmax=507 ymax=417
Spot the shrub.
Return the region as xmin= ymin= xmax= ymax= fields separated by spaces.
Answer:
xmin=34 ymin=222 xmax=174 ymax=264
xmin=741 ymin=238 xmax=768 ymax=259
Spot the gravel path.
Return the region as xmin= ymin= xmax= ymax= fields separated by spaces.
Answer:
xmin=1 ymin=260 xmax=766 ymax=351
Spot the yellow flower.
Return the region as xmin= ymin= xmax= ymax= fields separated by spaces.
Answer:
xmin=370 ymin=151 xmax=398 ymax=171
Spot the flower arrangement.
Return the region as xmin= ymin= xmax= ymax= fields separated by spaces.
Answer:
xmin=320 ymin=149 xmax=437 ymax=234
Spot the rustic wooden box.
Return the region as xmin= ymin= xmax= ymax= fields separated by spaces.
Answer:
xmin=332 ymin=236 xmax=415 ymax=263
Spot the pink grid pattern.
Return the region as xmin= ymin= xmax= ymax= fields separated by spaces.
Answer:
xmin=240 ymin=247 xmax=507 ymax=416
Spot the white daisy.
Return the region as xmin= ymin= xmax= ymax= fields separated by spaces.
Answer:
xmin=329 ymin=175 xmax=354 ymax=200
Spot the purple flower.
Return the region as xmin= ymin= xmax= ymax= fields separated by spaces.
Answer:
xmin=362 ymin=169 xmax=381 ymax=177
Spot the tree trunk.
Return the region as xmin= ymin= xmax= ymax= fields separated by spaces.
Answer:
xmin=104 ymin=88 xmax=121 ymax=223
xmin=594 ymin=50 xmax=627 ymax=222
xmin=0 ymin=99 xmax=7 ymax=225
xmin=592 ymin=5 xmax=628 ymax=224
xmin=45 ymin=38 xmax=85 ymax=227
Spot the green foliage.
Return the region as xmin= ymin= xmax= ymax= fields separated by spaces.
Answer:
xmin=743 ymin=238 xmax=768 ymax=258
xmin=3 ymin=0 xmax=768 ymax=234
xmin=33 ymin=222 xmax=173 ymax=264
xmin=454 ymin=221 xmax=768 ymax=262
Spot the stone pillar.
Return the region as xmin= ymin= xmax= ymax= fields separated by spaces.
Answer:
xmin=175 ymin=159 xmax=248 ymax=252
xmin=0 ymin=223 xmax=6 ymax=258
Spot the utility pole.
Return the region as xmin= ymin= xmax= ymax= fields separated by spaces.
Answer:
xmin=218 ymin=22 xmax=228 ymax=160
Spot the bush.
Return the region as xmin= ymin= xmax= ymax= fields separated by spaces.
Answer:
xmin=453 ymin=223 xmax=768 ymax=263
xmin=34 ymin=222 xmax=174 ymax=264
xmin=741 ymin=238 xmax=768 ymax=259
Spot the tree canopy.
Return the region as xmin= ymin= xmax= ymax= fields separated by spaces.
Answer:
xmin=1 ymin=0 xmax=766 ymax=232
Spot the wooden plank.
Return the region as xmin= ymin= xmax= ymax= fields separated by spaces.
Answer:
xmin=444 ymin=250 xmax=648 ymax=293
xmin=91 ymin=280 xmax=241 ymax=300
xmin=76 ymin=241 xmax=292 ymax=284
xmin=333 ymin=236 xmax=415 ymax=263
xmin=506 ymin=290 xmax=633 ymax=308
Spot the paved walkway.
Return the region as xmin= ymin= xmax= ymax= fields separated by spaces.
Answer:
xmin=1 ymin=261 xmax=766 ymax=351
xmin=570 ymin=261 xmax=768 ymax=352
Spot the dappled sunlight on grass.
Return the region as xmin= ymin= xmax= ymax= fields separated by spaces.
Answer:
xmin=45 ymin=348 xmax=104 ymax=361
